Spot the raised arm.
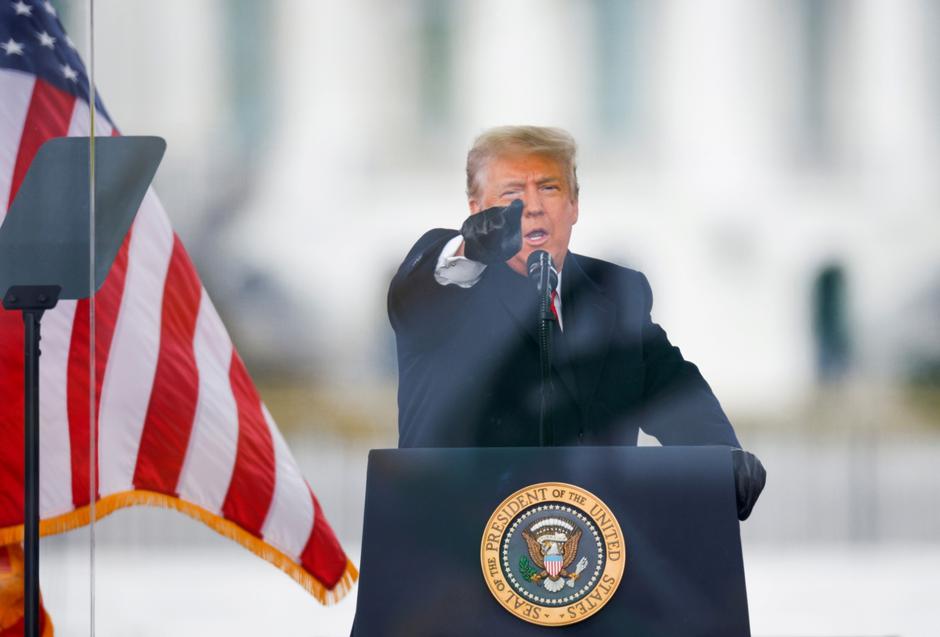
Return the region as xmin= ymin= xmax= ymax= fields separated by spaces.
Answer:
xmin=388 ymin=201 xmax=523 ymax=350
xmin=388 ymin=228 xmax=476 ymax=350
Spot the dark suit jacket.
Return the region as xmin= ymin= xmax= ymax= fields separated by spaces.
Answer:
xmin=388 ymin=229 xmax=740 ymax=449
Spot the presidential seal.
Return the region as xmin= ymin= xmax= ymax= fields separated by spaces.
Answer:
xmin=480 ymin=482 xmax=625 ymax=627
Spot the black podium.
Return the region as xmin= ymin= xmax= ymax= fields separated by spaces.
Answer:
xmin=353 ymin=446 xmax=750 ymax=636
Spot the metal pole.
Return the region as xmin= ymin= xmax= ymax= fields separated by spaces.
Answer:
xmin=528 ymin=250 xmax=557 ymax=447
xmin=23 ymin=309 xmax=41 ymax=637
xmin=537 ymin=276 xmax=554 ymax=447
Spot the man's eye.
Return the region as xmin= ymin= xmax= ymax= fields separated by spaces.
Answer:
xmin=541 ymin=184 xmax=559 ymax=192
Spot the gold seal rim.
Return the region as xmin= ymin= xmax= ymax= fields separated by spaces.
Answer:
xmin=479 ymin=481 xmax=626 ymax=627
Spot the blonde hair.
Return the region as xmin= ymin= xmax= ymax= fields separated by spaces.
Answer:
xmin=465 ymin=125 xmax=579 ymax=201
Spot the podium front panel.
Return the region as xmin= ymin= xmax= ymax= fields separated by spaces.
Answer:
xmin=354 ymin=446 xmax=749 ymax=637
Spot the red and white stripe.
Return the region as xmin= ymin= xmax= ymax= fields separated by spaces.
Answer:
xmin=0 ymin=71 xmax=35 ymax=218
xmin=176 ymin=291 xmax=238 ymax=514
xmin=36 ymin=97 xmax=104 ymax=519
xmin=0 ymin=69 xmax=349 ymax=593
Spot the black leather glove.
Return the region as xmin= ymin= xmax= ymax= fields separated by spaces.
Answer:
xmin=460 ymin=199 xmax=523 ymax=264
xmin=731 ymin=449 xmax=766 ymax=521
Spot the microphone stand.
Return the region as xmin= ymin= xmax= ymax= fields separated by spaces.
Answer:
xmin=528 ymin=251 xmax=557 ymax=447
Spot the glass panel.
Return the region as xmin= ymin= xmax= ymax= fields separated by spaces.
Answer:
xmin=80 ymin=2 xmax=940 ymax=636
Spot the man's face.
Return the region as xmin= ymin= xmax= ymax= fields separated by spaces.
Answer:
xmin=469 ymin=153 xmax=579 ymax=276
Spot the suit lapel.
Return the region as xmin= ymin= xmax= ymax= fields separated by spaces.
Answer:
xmin=562 ymin=254 xmax=615 ymax=411
xmin=489 ymin=263 xmax=581 ymax=404
xmin=489 ymin=263 xmax=539 ymax=344
xmin=550 ymin=317 xmax=580 ymax=408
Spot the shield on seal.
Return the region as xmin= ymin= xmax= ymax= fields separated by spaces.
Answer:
xmin=545 ymin=553 xmax=563 ymax=578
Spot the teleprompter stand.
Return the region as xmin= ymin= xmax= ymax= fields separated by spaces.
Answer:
xmin=0 ymin=136 xmax=165 ymax=637
xmin=353 ymin=446 xmax=751 ymax=636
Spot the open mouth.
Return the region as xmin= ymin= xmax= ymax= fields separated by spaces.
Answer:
xmin=524 ymin=229 xmax=549 ymax=245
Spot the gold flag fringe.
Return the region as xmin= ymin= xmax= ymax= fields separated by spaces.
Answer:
xmin=0 ymin=490 xmax=358 ymax=605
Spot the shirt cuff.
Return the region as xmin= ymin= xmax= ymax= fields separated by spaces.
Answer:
xmin=434 ymin=234 xmax=487 ymax=288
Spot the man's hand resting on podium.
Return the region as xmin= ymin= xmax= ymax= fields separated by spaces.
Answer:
xmin=460 ymin=199 xmax=523 ymax=264
xmin=731 ymin=449 xmax=766 ymax=521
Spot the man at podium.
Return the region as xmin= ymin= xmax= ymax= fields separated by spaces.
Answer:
xmin=388 ymin=125 xmax=764 ymax=519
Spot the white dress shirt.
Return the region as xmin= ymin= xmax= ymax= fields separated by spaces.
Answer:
xmin=434 ymin=234 xmax=564 ymax=330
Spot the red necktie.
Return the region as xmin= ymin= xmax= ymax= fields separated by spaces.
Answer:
xmin=550 ymin=290 xmax=559 ymax=321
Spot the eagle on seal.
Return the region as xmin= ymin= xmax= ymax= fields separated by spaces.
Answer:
xmin=522 ymin=519 xmax=583 ymax=592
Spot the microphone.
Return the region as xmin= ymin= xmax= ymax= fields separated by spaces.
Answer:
xmin=526 ymin=250 xmax=558 ymax=296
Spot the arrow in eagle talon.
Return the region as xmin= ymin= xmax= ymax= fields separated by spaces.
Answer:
xmin=566 ymin=557 xmax=589 ymax=587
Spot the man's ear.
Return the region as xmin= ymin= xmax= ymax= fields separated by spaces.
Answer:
xmin=571 ymin=199 xmax=579 ymax=225
xmin=468 ymin=199 xmax=481 ymax=214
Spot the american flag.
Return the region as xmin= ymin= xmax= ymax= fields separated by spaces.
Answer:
xmin=0 ymin=543 xmax=52 ymax=636
xmin=0 ymin=0 xmax=355 ymax=604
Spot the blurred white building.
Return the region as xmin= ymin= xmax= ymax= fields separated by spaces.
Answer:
xmin=88 ymin=0 xmax=940 ymax=415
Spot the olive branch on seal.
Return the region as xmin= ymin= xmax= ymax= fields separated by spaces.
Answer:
xmin=518 ymin=555 xmax=538 ymax=582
